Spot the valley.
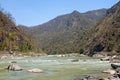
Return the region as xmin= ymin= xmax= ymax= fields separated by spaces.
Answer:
xmin=0 ymin=1 xmax=120 ymax=80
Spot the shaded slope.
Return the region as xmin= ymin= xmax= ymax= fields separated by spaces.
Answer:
xmin=88 ymin=1 xmax=120 ymax=56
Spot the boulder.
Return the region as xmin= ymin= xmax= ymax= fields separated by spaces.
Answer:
xmin=93 ymin=54 xmax=104 ymax=58
xmin=117 ymin=73 xmax=120 ymax=78
xmin=7 ymin=64 xmax=22 ymax=71
xmin=99 ymin=78 xmax=109 ymax=80
xmin=102 ymin=69 xmax=116 ymax=75
xmin=100 ymin=56 xmax=111 ymax=61
xmin=1 ymin=55 xmax=8 ymax=59
xmin=110 ymin=59 xmax=120 ymax=63
xmin=111 ymin=64 xmax=120 ymax=70
xmin=74 ymin=75 xmax=98 ymax=80
xmin=116 ymin=68 xmax=120 ymax=78
xmin=11 ymin=61 xmax=17 ymax=63
xmin=28 ymin=68 xmax=43 ymax=73
xmin=100 ymin=77 xmax=120 ymax=80
xmin=71 ymin=59 xmax=79 ymax=62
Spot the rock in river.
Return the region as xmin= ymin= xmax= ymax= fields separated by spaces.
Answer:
xmin=28 ymin=68 xmax=43 ymax=73
xmin=74 ymin=75 xmax=98 ymax=80
xmin=110 ymin=59 xmax=120 ymax=63
xmin=111 ymin=64 xmax=120 ymax=70
xmin=71 ymin=59 xmax=79 ymax=62
xmin=11 ymin=61 xmax=17 ymax=63
xmin=100 ymin=56 xmax=111 ymax=61
xmin=7 ymin=64 xmax=23 ymax=71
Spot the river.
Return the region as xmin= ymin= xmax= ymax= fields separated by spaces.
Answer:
xmin=0 ymin=56 xmax=110 ymax=80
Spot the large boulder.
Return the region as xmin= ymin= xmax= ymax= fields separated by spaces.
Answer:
xmin=28 ymin=68 xmax=43 ymax=73
xmin=7 ymin=64 xmax=23 ymax=71
xmin=100 ymin=56 xmax=111 ymax=61
xmin=110 ymin=59 xmax=120 ymax=63
xmin=111 ymin=64 xmax=120 ymax=70
xmin=101 ymin=76 xmax=120 ymax=80
xmin=74 ymin=75 xmax=98 ymax=80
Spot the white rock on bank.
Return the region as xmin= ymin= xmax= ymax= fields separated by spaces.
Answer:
xmin=1 ymin=55 xmax=8 ymax=59
xmin=103 ymin=69 xmax=116 ymax=75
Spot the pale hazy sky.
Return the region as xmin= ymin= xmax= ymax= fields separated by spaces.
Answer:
xmin=0 ymin=0 xmax=119 ymax=26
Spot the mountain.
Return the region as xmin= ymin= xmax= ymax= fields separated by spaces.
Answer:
xmin=30 ymin=9 xmax=106 ymax=34
xmin=29 ymin=9 xmax=106 ymax=54
xmin=87 ymin=1 xmax=120 ymax=56
xmin=0 ymin=10 xmax=32 ymax=53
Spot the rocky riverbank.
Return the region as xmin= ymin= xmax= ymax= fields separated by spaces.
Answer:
xmin=0 ymin=51 xmax=120 ymax=80
xmin=74 ymin=63 xmax=120 ymax=80
xmin=0 ymin=52 xmax=85 ymax=60
xmin=73 ymin=54 xmax=120 ymax=80
xmin=0 ymin=51 xmax=47 ymax=59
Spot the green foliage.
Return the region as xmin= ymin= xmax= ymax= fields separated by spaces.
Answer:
xmin=107 ymin=46 xmax=112 ymax=52
xmin=106 ymin=41 xmax=113 ymax=51
xmin=9 ymin=32 xmax=16 ymax=41
xmin=29 ymin=9 xmax=106 ymax=54
xmin=88 ymin=1 xmax=120 ymax=55
xmin=79 ymin=48 xmax=84 ymax=54
xmin=0 ymin=10 xmax=34 ymax=54
xmin=0 ymin=41 xmax=7 ymax=50
xmin=116 ymin=45 xmax=120 ymax=53
xmin=19 ymin=42 xmax=32 ymax=52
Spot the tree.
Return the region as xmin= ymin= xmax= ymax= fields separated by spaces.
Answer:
xmin=79 ymin=48 xmax=84 ymax=54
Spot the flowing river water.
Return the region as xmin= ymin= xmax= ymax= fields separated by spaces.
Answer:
xmin=0 ymin=56 xmax=111 ymax=80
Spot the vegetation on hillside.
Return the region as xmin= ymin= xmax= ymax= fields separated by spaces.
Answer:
xmin=87 ymin=1 xmax=120 ymax=56
xmin=1 ymin=1 xmax=119 ymax=56
xmin=0 ymin=7 xmax=33 ymax=53
xmin=29 ymin=9 xmax=106 ymax=54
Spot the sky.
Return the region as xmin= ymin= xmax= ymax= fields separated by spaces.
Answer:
xmin=0 ymin=0 xmax=119 ymax=26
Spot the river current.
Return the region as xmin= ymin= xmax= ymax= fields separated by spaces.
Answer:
xmin=0 ymin=56 xmax=110 ymax=80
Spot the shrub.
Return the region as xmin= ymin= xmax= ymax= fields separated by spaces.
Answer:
xmin=79 ymin=48 xmax=84 ymax=54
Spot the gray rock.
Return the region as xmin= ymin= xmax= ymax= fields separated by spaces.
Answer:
xmin=100 ymin=56 xmax=111 ymax=61
xmin=11 ymin=61 xmax=17 ymax=63
xmin=74 ymin=75 xmax=98 ymax=80
xmin=71 ymin=59 xmax=79 ymax=62
xmin=0 ymin=55 xmax=8 ymax=59
xmin=110 ymin=59 xmax=120 ymax=63
xmin=111 ymin=64 xmax=120 ymax=70
xmin=7 ymin=64 xmax=22 ymax=71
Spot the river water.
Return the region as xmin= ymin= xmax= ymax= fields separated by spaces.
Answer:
xmin=0 ymin=56 xmax=110 ymax=80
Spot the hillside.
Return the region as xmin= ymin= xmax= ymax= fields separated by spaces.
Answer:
xmin=87 ymin=1 xmax=120 ymax=56
xmin=0 ymin=10 xmax=32 ymax=53
xmin=29 ymin=9 xmax=106 ymax=54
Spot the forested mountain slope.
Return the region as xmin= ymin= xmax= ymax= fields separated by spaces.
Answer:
xmin=29 ymin=9 xmax=106 ymax=54
xmin=87 ymin=1 xmax=120 ymax=56
xmin=0 ymin=10 xmax=32 ymax=53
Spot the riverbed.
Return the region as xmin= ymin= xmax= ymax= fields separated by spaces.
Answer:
xmin=0 ymin=56 xmax=110 ymax=80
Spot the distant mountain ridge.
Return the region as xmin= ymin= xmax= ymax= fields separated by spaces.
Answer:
xmin=30 ymin=9 xmax=106 ymax=33
xmin=29 ymin=9 xmax=107 ymax=54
